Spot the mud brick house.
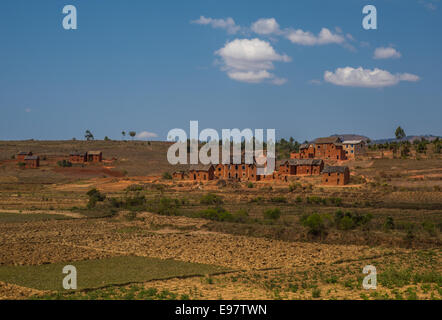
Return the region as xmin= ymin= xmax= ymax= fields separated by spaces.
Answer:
xmin=342 ymin=140 xmax=366 ymax=159
xmin=279 ymin=159 xmax=324 ymax=175
xmin=322 ymin=166 xmax=350 ymax=185
xmin=17 ymin=151 xmax=32 ymax=162
xmin=291 ymin=144 xmax=315 ymax=159
xmin=314 ymin=137 xmax=347 ymax=160
xmin=69 ymin=152 xmax=87 ymax=163
xmin=24 ymin=155 xmax=40 ymax=169
xmin=188 ymin=164 xmax=215 ymax=181
xmin=172 ymin=171 xmax=188 ymax=180
xmin=87 ymin=151 xmax=103 ymax=163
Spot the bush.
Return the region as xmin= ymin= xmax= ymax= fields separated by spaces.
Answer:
xmin=422 ymin=221 xmax=437 ymax=236
xmin=270 ymin=196 xmax=287 ymax=203
xmin=328 ymin=197 xmax=342 ymax=206
xmin=289 ymin=183 xmax=302 ymax=192
xmin=334 ymin=210 xmax=373 ymax=230
xmin=247 ymin=182 xmax=254 ymax=188
xmin=384 ymin=216 xmax=395 ymax=230
xmin=162 ymin=172 xmax=172 ymax=180
xmin=146 ymin=197 xmax=181 ymax=216
xmin=57 ymin=160 xmax=72 ymax=167
xmin=86 ymin=188 xmax=106 ymax=208
xmin=200 ymin=193 xmax=223 ymax=205
xmin=263 ymin=208 xmax=281 ymax=220
xmin=232 ymin=209 xmax=249 ymax=223
xmin=250 ymin=196 xmax=264 ymax=204
xmin=301 ymin=213 xmax=328 ymax=236
xmin=197 ymin=207 xmax=232 ymax=221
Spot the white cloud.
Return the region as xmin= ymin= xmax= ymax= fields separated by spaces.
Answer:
xmin=191 ymin=16 xmax=240 ymax=34
xmin=324 ymin=67 xmax=420 ymax=88
xmin=215 ymin=38 xmax=290 ymax=84
xmin=251 ymin=18 xmax=281 ymax=35
xmin=136 ymin=131 xmax=158 ymax=139
xmin=285 ymin=27 xmax=345 ymax=46
xmin=374 ymin=47 xmax=402 ymax=59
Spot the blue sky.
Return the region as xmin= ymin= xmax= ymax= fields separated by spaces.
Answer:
xmin=0 ymin=0 xmax=441 ymax=141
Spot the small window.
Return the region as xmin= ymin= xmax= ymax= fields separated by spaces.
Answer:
xmin=242 ymin=165 xmax=245 ymax=170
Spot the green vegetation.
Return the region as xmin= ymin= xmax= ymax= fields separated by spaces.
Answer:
xmin=162 ymin=172 xmax=172 ymax=180
xmin=0 ymin=212 xmax=71 ymax=223
xmin=263 ymin=208 xmax=281 ymax=220
xmin=200 ymin=193 xmax=224 ymax=205
xmin=57 ymin=160 xmax=72 ymax=167
xmin=0 ymin=256 xmax=229 ymax=291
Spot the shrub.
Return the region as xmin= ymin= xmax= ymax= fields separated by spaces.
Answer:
xmin=328 ymin=197 xmax=342 ymax=206
xmin=295 ymin=196 xmax=302 ymax=203
xmin=197 ymin=207 xmax=232 ymax=221
xmin=125 ymin=184 xmax=144 ymax=192
xmin=146 ymin=197 xmax=181 ymax=216
xmin=86 ymin=188 xmax=106 ymax=208
xmin=200 ymin=193 xmax=223 ymax=205
xmin=247 ymin=182 xmax=254 ymax=188
xmin=263 ymin=208 xmax=281 ymax=220
xmin=57 ymin=160 xmax=72 ymax=167
xmin=384 ymin=216 xmax=395 ymax=230
xmin=334 ymin=210 xmax=373 ymax=230
xmin=270 ymin=196 xmax=287 ymax=203
xmin=301 ymin=213 xmax=328 ymax=236
xmin=289 ymin=182 xmax=302 ymax=192
xmin=250 ymin=196 xmax=264 ymax=204
xmin=232 ymin=209 xmax=249 ymax=223
xmin=422 ymin=221 xmax=437 ymax=236
xmin=162 ymin=172 xmax=172 ymax=180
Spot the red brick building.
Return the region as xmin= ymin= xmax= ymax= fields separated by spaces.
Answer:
xmin=189 ymin=164 xmax=215 ymax=181
xmin=290 ymin=137 xmax=347 ymax=161
xmin=279 ymin=159 xmax=324 ymax=176
xmin=87 ymin=151 xmax=102 ymax=163
xmin=321 ymin=166 xmax=350 ymax=185
xmin=291 ymin=144 xmax=315 ymax=159
xmin=69 ymin=152 xmax=87 ymax=163
xmin=24 ymin=155 xmax=40 ymax=169
xmin=172 ymin=171 xmax=188 ymax=180
xmin=17 ymin=151 xmax=32 ymax=162
xmin=313 ymin=137 xmax=346 ymax=160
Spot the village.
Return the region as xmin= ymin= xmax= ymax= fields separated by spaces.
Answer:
xmin=13 ymin=136 xmax=367 ymax=187
xmin=173 ymin=137 xmax=366 ymax=186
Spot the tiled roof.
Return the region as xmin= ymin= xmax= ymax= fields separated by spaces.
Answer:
xmin=314 ymin=137 xmax=342 ymax=144
xmin=322 ymin=165 xmax=348 ymax=173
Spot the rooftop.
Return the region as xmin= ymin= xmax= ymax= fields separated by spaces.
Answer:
xmin=322 ymin=165 xmax=349 ymax=173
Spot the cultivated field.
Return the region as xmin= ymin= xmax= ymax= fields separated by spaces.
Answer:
xmin=0 ymin=140 xmax=440 ymax=300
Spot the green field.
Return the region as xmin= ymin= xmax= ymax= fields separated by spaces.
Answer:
xmin=0 ymin=256 xmax=229 ymax=291
xmin=0 ymin=212 xmax=72 ymax=223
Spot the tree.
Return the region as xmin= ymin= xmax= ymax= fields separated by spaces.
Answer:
xmin=395 ymin=126 xmax=406 ymax=140
xmin=129 ymin=131 xmax=136 ymax=140
xmin=84 ymin=130 xmax=94 ymax=141
xmin=121 ymin=131 xmax=126 ymax=140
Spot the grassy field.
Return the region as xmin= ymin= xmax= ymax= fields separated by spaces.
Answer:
xmin=0 ymin=256 xmax=229 ymax=291
xmin=0 ymin=212 xmax=72 ymax=223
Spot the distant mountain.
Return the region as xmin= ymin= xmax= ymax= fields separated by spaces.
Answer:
xmin=328 ymin=134 xmax=371 ymax=142
xmin=373 ymin=135 xmax=441 ymax=144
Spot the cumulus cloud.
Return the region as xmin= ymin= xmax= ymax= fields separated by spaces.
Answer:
xmin=285 ymin=27 xmax=346 ymax=46
xmin=215 ymin=38 xmax=290 ymax=84
xmin=136 ymin=131 xmax=158 ymax=139
xmin=191 ymin=16 xmax=240 ymax=34
xmin=374 ymin=47 xmax=402 ymax=59
xmin=251 ymin=18 xmax=281 ymax=35
xmin=324 ymin=67 xmax=420 ymax=88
